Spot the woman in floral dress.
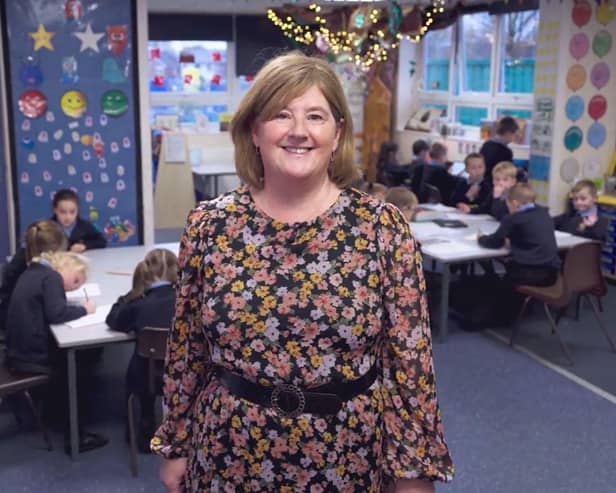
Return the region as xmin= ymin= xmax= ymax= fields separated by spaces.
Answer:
xmin=152 ymin=52 xmax=454 ymax=492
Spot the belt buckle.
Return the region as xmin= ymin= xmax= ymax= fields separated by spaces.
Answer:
xmin=270 ymin=383 xmax=306 ymax=417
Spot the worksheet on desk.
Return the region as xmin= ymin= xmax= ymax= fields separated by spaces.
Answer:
xmin=66 ymin=283 xmax=101 ymax=300
xmin=65 ymin=304 xmax=113 ymax=329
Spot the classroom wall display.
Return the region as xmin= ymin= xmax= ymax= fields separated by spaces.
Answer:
xmin=1 ymin=0 xmax=142 ymax=245
xmin=0 ymin=95 xmax=10 ymax=259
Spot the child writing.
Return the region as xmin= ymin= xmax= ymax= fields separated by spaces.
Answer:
xmin=452 ymin=153 xmax=491 ymax=212
xmin=51 ymin=189 xmax=107 ymax=253
xmin=553 ymin=179 xmax=607 ymax=241
xmin=0 ymin=220 xmax=66 ymax=334
xmin=106 ymin=248 xmax=177 ymax=453
xmin=385 ymin=186 xmax=418 ymax=222
xmin=478 ymin=183 xmax=560 ymax=287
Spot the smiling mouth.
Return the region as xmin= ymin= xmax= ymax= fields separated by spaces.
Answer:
xmin=282 ymin=146 xmax=313 ymax=154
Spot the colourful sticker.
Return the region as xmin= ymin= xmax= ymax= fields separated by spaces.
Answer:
xmin=106 ymin=25 xmax=128 ymax=55
xmin=588 ymin=94 xmax=607 ymax=120
xmin=85 ymin=116 xmax=93 ymax=127
xmin=80 ymin=135 xmax=92 ymax=145
xmin=71 ymin=131 xmax=80 ymax=142
xmin=21 ymin=138 xmax=35 ymax=149
xmin=566 ymin=64 xmax=586 ymax=91
xmin=93 ymin=141 xmax=105 ymax=157
xmin=73 ymin=23 xmax=104 ymax=53
xmin=61 ymin=56 xmax=79 ymax=84
xmin=27 ymin=153 xmax=37 ymax=164
xmin=82 ymin=150 xmax=91 ymax=161
xmin=116 ymin=179 xmax=126 ymax=191
xmin=67 ymin=165 xmax=76 ymax=175
xmin=569 ymin=33 xmax=589 ymax=61
xmin=46 ymin=111 xmax=55 ymax=122
xmin=102 ymin=58 xmax=126 ymax=83
xmin=98 ymin=158 xmax=107 ymax=169
xmin=587 ymin=122 xmax=606 ymax=149
xmin=85 ymin=191 xmax=94 ymax=202
xmin=122 ymin=137 xmax=131 ymax=148
xmin=592 ymin=30 xmax=612 ymax=58
xmin=590 ymin=62 xmax=610 ymax=89
xmin=19 ymin=57 xmax=43 ymax=86
xmin=110 ymin=142 xmax=119 ymax=153
xmin=572 ymin=0 xmax=591 ymax=27
xmin=53 ymin=129 xmax=63 ymax=140
xmin=564 ymin=126 xmax=583 ymax=152
xmin=29 ymin=24 xmax=55 ymax=51
xmin=596 ymin=2 xmax=615 ymax=26
xmin=34 ymin=185 xmax=43 ymax=197
xmin=82 ymin=172 xmax=92 ymax=184
xmin=565 ymin=95 xmax=584 ymax=122
xmin=104 ymin=216 xmax=135 ymax=242
xmin=21 ymin=172 xmax=29 ymax=183
xmin=52 ymin=149 xmax=61 ymax=161
xmin=64 ymin=143 xmax=72 ymax=154
xmin=101 ymin=90 xmax=128 ymax=117
xmin=43 ymin=171 xmax=52 ymax=182
xmin=100 ymin=172 xmax=109 ymax=183
xmin=60 ymin=90 xmax=87 ymax=118
xmin=99 ymin=114 xmax=108 ymax=126
xmin=107 ymin=197 xmax=117 ymax=209
xmin=18 ymin=90 xmax=47 ymax=118
xmin=68 ymin=121 xmax=79 ymax=129
xmin=38 ymin=131 xmax=48 ymax=143
xmin=117 ymin=165 xmax=125 ymax=176
xmin=21 ymin=119 xmax=31 ymax=131
xmin=64 ymin=0 xmax=83 ymax=20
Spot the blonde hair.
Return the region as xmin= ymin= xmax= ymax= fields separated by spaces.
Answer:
xmin=492 ymin=161 xmax=517 ymax=179
xmin=385 ymin=186 xmax=418 ymax=210
xmin=508 ymin=183 xmax=536 ymax=205
xmin=24 ymin=219 xmax=66 ymax=262
xmin=144 ymin=248 xmax=177 ymax=284
xmin=230 ymin=51 xmax=359 ymax=189
xmin=123 ymin=261 xmax=153 ymax=303
xmin=37 ymin=251 xmax=89 ymax=278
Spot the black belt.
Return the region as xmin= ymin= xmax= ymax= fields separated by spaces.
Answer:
xmin=213 ymin=364 xmax=379 ymax=417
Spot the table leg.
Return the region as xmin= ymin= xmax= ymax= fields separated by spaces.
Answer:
xmin=68 ymin=348 xmax=79 ymax=460
xmin=439 ymin=264 xmax=450 ymax=342
xmin=213 ymin=175 xmax=219 ymax=197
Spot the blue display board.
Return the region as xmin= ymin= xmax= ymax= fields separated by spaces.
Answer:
xmin=1 ymin=0 xmax=142 ymax=245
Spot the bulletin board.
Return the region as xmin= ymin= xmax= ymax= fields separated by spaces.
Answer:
xmin=0 ymin=0 xmax=142 ymax=246
xmin=0 ymin=90 xmax=9 ymax=259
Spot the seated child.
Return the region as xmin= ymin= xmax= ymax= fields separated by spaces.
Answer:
xmin=51 ymin=189 xmax=107 ymax=252
xmin=471 ymin=161 xmax=518 ymax=220
xmin=357 ymin=181 xmax=388 ymax=202
xmin=452 ymin=153 xmax=491 ymax=212
xmin=106 ymin=248 xmax=177 ymax=452
xmin=478 ymin=183 xmax=559 ymax=287
xmin=385 ymin=186 xmax=418 ymax=222
xmin=553 ymin=179 xmax=607 ymax=241
xmin=0 ymin=220 xmax=66 ymax=333
xmin=5 ymin=251 xmax=106 ymax=452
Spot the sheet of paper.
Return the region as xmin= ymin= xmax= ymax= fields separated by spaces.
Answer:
xmin=554 ymin=230 xmax=572 ymax=239
xmin=424 ymin=242 xmax=479 ymax=256
xmin=164 ymin=134 xmax=186 ymax=163
xmin=419 ymin=203 xmax=455 ymax=212
xmin=65 ymin=304 xmax=113 ymax=329
xmin=463 ymin=233 xmax=479 ymax=242
xmin=66 ymin=283 xmax=101 ymax=300
xmin=410 ymin=222 xmax=444 ymax=239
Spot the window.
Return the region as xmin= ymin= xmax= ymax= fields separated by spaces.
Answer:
xmin=423 ymin=26 xmax=453 ymax=91
xmin=496 ymin=108 xmax=532 ymax=119
xmin=498 ymin=12 xmax=538 ymax=93
xmin=460 ymin=13 xmax=495 ymax=93
xmin=150 ymin=104 xmax=229 ymax=129
xmin=456 ymin=106 xmax=488 ymax=126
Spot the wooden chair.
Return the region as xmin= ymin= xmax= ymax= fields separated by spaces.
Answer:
xmin=511 ymin=242 xmax=616 ymax=365
xmin=127 ymin=327 xmax=168 ymax=477
xmin=0 ymin=358 xmax=53 ymax=451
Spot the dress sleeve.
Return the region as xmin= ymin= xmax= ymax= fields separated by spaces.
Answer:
xmin=151 ymin=206 xmax=211 ymax=459
xmin=377 ymin=203 xmax=454 ymax=482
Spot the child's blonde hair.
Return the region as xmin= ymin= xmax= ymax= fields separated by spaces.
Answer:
xmin=385 ymin=186 xmax=418 ymax=211
xmin=144 ymin=248 xmax=178 ymax=284
xmin=36 ymin=251 xmax=89 ymax=278
xmin=24 ymin=219 xmax=67 ymax=262
xmin=492 ymin=161 xmax=517 ymax=179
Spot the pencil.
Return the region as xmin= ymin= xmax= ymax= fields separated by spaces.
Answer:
xmin=83 ymin=287 xmax=89 ymax=302
xmin=105 ymin=271 xmax=132 ymax=276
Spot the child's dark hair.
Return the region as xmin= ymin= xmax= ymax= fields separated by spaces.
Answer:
xmin=429 ymin=142 xmax=447 ymax=161
xmin=24 ymin=219 xmax=67 ymax=262
xmin=496 ymin=116 xmax=519 ymax=136
xmin=144 ymin=248 xmax=178 ymax=284
xmin=464 ymin=152 xmax=484 ymax=167
xmin=571 ymin=179 xmax=598 ymax=197
xmin=412 ymin=139 xmax=429 ymax=156
xmin=52 ymin=188 xmax=80 ymax=209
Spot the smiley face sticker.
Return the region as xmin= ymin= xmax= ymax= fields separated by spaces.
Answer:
xmin=60 ymin=90 xmax=87 ymax=118
xmin=101 ymin=90 xmax=128 ymax=117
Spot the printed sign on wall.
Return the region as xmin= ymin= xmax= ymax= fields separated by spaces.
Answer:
xmin=2 ymin=0 xmax=141 ymax=245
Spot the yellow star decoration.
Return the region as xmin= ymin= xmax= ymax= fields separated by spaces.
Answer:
xmin=29 ymin=23 xmax=55 ymax=51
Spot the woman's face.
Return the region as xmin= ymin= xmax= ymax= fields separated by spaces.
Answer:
xmin=251 ymin=85 xmax=341 ymax=184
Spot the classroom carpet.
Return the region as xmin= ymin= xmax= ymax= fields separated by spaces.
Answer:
xmin=1 ymin=287 xmax=616 ymax=492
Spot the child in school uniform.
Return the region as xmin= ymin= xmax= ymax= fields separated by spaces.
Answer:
xmin=385 ymin=186 xmax=418 ymax=222
xmin=478 ymin=183 xmax=560 ymax=287
xmin=5 ymin=250 xmax=107 ymax=452
xmin=452 ymin=153 xmax=491 ymax=212
xmin=357 ymin=181 xmax=388 ymax=201
xmin=51 ymin=189 xmax=107 ymax=252
xmin=106 ymin=248 xmax=177 ymax=452
xmin=467 ymin=161 xmax=518 ymax=221
xmin=0 ymin=220 xmax=66 ymax=334
xmin=553 ymin=179 xmax=608 ymax=241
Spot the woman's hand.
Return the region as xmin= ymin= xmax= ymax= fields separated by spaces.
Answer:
xmin=395 ymin=478 xmax=435 ymax=493
xmin=160 ymin=458 xmax=188 ymax=493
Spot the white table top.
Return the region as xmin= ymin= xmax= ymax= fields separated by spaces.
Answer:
xmin=410 ymin=212 xmax=590 ymax=263
xmin=51 ymin=242 xmax=180 ymax=349
xmin=192 ymin=162 xmax=237 ymax=176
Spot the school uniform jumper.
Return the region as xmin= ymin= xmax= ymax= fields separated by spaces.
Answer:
xmin=52 ymin=215 xmax=107 ymax=250
xmin=449 ymin=178 xmax=491 ymax=208
xmin=553 ymin=208 xmax=608 ymax=242
xmin=480 ymin=138 xmax=513 ymax=182
xmin=478 ymin=204 xmax=560 ymax=286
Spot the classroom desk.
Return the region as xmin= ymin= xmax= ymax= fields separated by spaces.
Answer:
xmin=409 ymin=213 xmax=591 ymax=342
xmin=51 ymin=242 xmax=179 ymax=460
xmin=192 ymin=162 xmax=237 ymax=197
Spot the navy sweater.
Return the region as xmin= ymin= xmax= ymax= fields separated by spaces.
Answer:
xmin=553 ymin=210 xmax=608 ymax=242
xmin=52 ymin=216 xmax=107 ymax=250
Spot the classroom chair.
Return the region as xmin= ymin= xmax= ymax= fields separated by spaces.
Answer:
xmin=510 ymin=242 xmax=616 ymax=365
xmin=0 ymin=356 xmax=53 ymax=451
xmin=127 ymin=326 xmax=168 ymax=477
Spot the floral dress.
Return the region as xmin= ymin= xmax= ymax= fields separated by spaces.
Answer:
xmin=152 ymin=186 xmax=454 ymax=492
